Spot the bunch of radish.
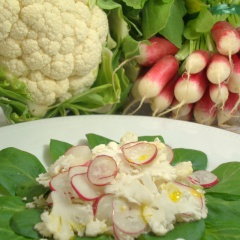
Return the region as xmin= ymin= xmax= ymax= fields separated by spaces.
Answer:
xmin=125 ymin=20 xmax=240 ymax=128
xmin=46 ymin=139 xmax=218 ymax=239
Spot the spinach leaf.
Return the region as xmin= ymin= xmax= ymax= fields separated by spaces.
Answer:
xmin=205 ymin=162 xmax=240 ymax=200
xmin=0 ymin=148 xmax=46 ymax=196
xmin=138 ymin=219 xmax=205 ymax=240
xmin=86 ymin=133 xmax=117 ymax=149
xmin=10 ymin=208 xmax=43 ymax=239
xmin=205 ymin=195 xmax=240 ymax=222
xmin=0 ymin=196 xmax=28 ymax=240
xmin=50 ymin=139 xmax=73 ymax=161
xmin=204 ymin=221 xmax=240 ymax=240
xmin=172 ymin=148 xmax=208 ymax=171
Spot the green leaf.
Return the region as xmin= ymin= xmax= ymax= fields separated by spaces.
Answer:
xmin=86 ymin=133 xmax=117 ymax=149
xmin=206 ymin=195 xmax=240 ymax=222
xmin=0 ymin=148 xmax=46 ymax=196
xmin=122 ymin=0 xmax=148 ymax=9
xmin=205 ymin=162 xmax=240 ymax=200
xmin=122 ymin=35 xmax=140 ymax=59
xmin=10 ymin=208 xmax=43 ymax=239
xmin=138 ymin=135 xmax=165 ymax=143
xmin=204 ymin=221 xmax=240 ymax=240
xmin=172 ymin=148 xmax=208 ymax=171
xmin=50 ymin=139 xmax=73 ymax=161
xmin=74 ymin=235 xmax=112 ymax=240
xmin=159 ymin=0 xmax=186 ymax=48
xmin=16 ymin=181 xmax=49 ymax=201
xmin=142 ymin=0 xmax=186 ymax=44
xmin=139 ymin=219 xmax=205 ymax=240
xmin=0 ymin=196 xmax=28 ymax=240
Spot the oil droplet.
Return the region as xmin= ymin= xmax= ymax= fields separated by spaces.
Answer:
xmin=168 ymin=184 xmax=182 ymax=202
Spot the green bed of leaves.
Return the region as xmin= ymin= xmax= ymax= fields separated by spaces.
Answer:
xmin=0 ymin=133 xmax=240 ymax=240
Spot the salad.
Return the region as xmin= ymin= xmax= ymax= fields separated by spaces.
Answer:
xmin=0 ymin=132 xmax=240 ymax=240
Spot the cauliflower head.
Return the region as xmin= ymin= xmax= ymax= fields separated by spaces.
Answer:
xmin=0 ymin=0 xmax=108 ymax=107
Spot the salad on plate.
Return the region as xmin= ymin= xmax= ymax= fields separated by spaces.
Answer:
xmin=0 ymin=131 xmax=240 ymax=240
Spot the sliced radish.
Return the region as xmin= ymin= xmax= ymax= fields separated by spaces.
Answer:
xmin=113 ymin=224 xmax=137 ymax=240
xmin=191 ymin=170 xmax=219 ymax=188
xmin=65 ymin=145 xmax=92 ymax=165
xmin=71 ymin=173 xmax=103 ymax=201
xmin=187 ymin=174 xmax=200 ymax=186
xmin=121 ymin=142 xmax=157 ymax=165
xmin=164 ymin=144 xmax=174 ymax=163
xmin=120 ymin=142 xmax=138 ymax=149
xmin=87 ymin=155 xmax=118 ymax=186
xmin=112 ymin=198 xmax=146 ymax=235
xmin=93 ymin=194 xmax=114 ymax=224
xmin=68 ymin=164 xmax=88 ymax=180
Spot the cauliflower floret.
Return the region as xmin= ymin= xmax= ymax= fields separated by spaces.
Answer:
xmin=120 ymin=131 xmax=138 ymax=144
xmin=174 ymin=161 xmax=193 ymax=180
xmin=0 ymin=0 xmax=108 ymax=110
xmin=85 ymin=219 xmax=108 ymax=237
xmin=35 ymin=191 xmax=94 ymax=240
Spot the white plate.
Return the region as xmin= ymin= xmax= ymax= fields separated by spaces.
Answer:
xmin=0 ymin=115 xmax=240 ymax=170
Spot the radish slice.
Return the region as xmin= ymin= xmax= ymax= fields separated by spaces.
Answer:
xmin=164 ymin=144 xmax=174 ymax=163
xmin=68 ymin=165 xmax=88 ymax=180
xmin=187 ymin=174 xmax=200 ymax=186
xmin=50 ymin=171 xmax=78 ymax=198
xmin=93 ymin=194 xmax=114 ymax=224
xmin=122 ymin=142 xmax=157 ymax=165
xmin=113 ymin=224 xmax=137 ymax=240
xmin=65 ymin=145 xmax=92 ymax=164
xmin=120 ymin=141 xmax=138 ymax=149
xmin=191 ymin=170 xmax=219 ymax=188
xmin=112 ymin=198 xmax=146 ymax=234
xmin=87 ymin=155 xmax=118 ymax=186
xmin=71 ymin=173 xmax=103 ymax=201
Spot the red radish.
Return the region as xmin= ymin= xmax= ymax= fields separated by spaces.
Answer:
xmin=135 ymin=55 xmax=179 ymax=111
xmin=68 ymin=164 xmax=88 ymax=180
xmin=191 ymin=170 xmax=219 ymax=188
xmin=71 ymin=173 xmax=103 ymax=201
xmin=185 ymin=50 xmax=210 ymax=74
xmin=150 ymin=73 xmax=178 ymax=116
xmin=122 ymin=142 xmax=157 ymax=165
xmin=211 ymin=21 xmax=240 ymax=56
xmin=136 ymin=36 xmax=179 ymax=66
xmin=93 ymin=194 xmax=114 ymax=224
xmin=174 ymin=70 xmax=208 ymax=104
xmin=112 ymin=198 xmax=147 ymax=234
xmin=65 ymin=145 xmax=92 ymax=164
xmin=217 ymin=91 xmax=240 ymax=126
xmin=158 ymin=70 xmax=208 ymax=116
xmin=227 ymin=54 xmax=240 ymax=93
xmin=87 ymin=155 xmax=118 ymax=186
xmin=49 ymin=171 xmax=78 ymax=198
xmin=209 ymin=82 xmax=229 ymax=106
xmin=206 ymin=53 xmax=231 ymax=84
xmin=171 ymin=98 xmax=193 ymax=118
xmin=171 ymin=111 xmax=193 ymax=121
xmin=193 ymin=89 xmax=217 ymax=125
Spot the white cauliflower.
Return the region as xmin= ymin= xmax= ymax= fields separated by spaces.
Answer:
xmin=0 ymin=0 xmax=108 ymax=115
xmin=35 ymin=191 xmax=94 ymax=240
